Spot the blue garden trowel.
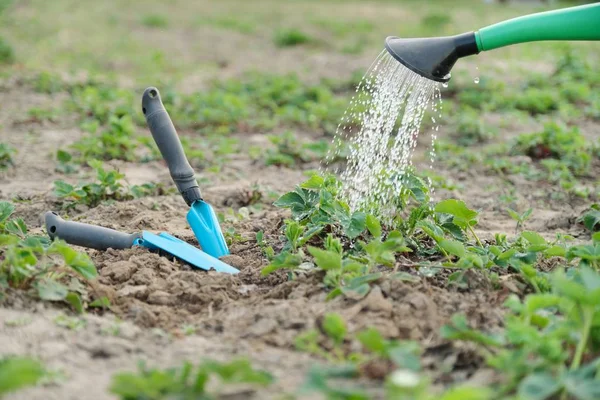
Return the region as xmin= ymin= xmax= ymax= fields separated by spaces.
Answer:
xmin=44 ymin=212 xmax=239 ymax=274
xmin=142 ymin=87 xmax=229 ymax=259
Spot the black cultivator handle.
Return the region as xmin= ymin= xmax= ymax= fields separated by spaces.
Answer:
xmin=44 ymin=212 xmax=140 ymax=250
xmin=142 ymin=87 xmax=202 ymax=206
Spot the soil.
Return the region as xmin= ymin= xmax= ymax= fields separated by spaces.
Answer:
xmin=1 ymin=28 xmax=597 ymax=400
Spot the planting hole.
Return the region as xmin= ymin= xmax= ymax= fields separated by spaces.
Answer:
xmin=50 ymin=226 xmax=56 ymax=233
xmin=142 ymin=107 xmax=146 ymax=114
xmin=149 ymin=89 xmax=157 ymax=98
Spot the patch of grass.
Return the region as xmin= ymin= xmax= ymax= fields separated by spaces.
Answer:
xmin=0 ymin=356 xmax=45 ymax=396
xmin=0 ymin=36 xmax=14 ymax=64
xmin=0 ymin=201 xmax=98 ymax=312
xmin=273 ymin=28 xmax=312 ymax=47
xmin=32 ymin=71 xmax=64 ymax=94
xmin=110 ymin=358 xmax=273 ymax=399
xmin=69 ymin=115 xmax=146 ymax=162
xmin=310 ymin=18 xmax=373 ymax=38
xmin=451 ymin=106 xmax=496 ymax=146
xmin=263 ymin=131 xmax=329 ymax=167
xmin=0 ymin=142 xmax=15 ymax=169
xmin=510 ymin=122 xmax=596 ymax=177
xmin=201 ymin=16 xmax=256 ymax=34
xmin=140 ymin=14 xmax=169 ymax=29
xmin=420 ymin=12 xmax=452 ymax=31
xmin=53 ymin=160 xmax=167 ymax=209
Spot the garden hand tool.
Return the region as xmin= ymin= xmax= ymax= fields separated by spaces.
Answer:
xmin=385 ymin=3 xmax=600 ymax=82
xmin=44 ymin=212 xmax=239 ymax=274
xmin=142 ymin=87 xmax=229 ymax=259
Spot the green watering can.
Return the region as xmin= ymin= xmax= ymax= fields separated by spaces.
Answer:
xmin=384 ymin=2 xmax=600 ymax=82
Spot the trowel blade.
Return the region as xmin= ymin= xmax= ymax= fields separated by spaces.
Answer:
xmin=140 ymin=231 xmax=238 ymax=274
xmin=187 ymin=200 xmax=230 ymax=259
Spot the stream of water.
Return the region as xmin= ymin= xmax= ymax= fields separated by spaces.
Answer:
xmin=326 ymin=50 xmax=443 ymax=225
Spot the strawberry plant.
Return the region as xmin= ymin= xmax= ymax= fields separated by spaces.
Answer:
xmin=54 ymin=160 xmax=166 ymax=208
xmin=442 ymin=263 xmax=600 ymax=399
xmin=0 ymin=142 xmax=15 ymax=170
xmin=110 ymin=358 xmax=273 ymax=400
xmin=0 ymin=201 xmax=98 ymax=311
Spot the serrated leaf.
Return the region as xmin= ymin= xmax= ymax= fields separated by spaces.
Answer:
xmin=366 ymin=214 xmax=382 ymax=239
xmin=581 ymin=208 xmax=600 ymax=232
xmin=308 ymin=247 xmax=342 ymax=271
xmin=322 ymin=313 xmax=346 ymax=345
xmin=90 ymin=296 xmax=111 ymax=309
xmin=440 ymin=239 xmax=466 ymax=258
xmin=518 ymin=373 xmax=562 ymax=400
xmin=56 ymin=149 xmax=72 ymax=163
xmin=37 ymin=279 xmax=68 ymax=301
xmin=521 ymin=231 xmax=546 ymax=246
xmin=340 ymin=283 xmax=370 ymax=298
xmin=345 ymin=211 xmax=366 ymax=239
xmin=5 ymin=218 xmax=27 ymax=237
xmin=544 ymin=245 xmax=566 ymax=257
xmin=66 ymin=292 xmax=84 ymax=313
xmin=435 ymin=199 xmax=478 ymax=229
xmin=0 ymin=201 xmax=15 ymax=224
xmin=261 ymin=251 xmax=302 ymax=275
xmin=300 ymin=175 xmax=324 ymax=190
xmin=356 ymin=328 xmax=386 ymax=355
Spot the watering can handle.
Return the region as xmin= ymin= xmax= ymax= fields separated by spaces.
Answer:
xmin=475 ymin=3 xmax=600 ymax=52
xmin=142 ymin=87 xmax=202 ymax=207
xmin=44 ymin=212 xmax=140 ymax=250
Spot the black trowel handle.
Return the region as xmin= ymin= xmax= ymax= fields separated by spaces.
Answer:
xmin=44 ymin=212 xmax=141 ymax=250
xmin=142 ymin=87 xmax=202 ymax=206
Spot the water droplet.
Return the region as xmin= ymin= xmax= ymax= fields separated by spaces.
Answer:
xmin=474 ymin=77 xmax=480 ymax=84
xmin=442 ymin=82 xmax=448 ymax=88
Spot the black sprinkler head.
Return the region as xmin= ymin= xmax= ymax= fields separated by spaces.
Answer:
xmin=384 ymin=32 xmax=480 ymax=83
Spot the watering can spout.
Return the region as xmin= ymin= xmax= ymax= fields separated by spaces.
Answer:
xmin=385 ymin=2 xmax=600 ymax=82
xmin=385 ymin=33 xmax=478 ymax=83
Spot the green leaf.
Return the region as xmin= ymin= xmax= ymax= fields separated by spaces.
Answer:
xmin=343 ymin=211 xmax=366 ymax=239
xmin=544 ymin=245 xmax=566 ymax=257
xmin=439 ymin=386 xmax=493 ymax=400
xmin=202 ymin=358 xmax=273 ymax=386
xmin=56 ymin=149 xmax=72 ymax=163
xmin=90 ymin=296 xmax=111 ymax=309
xmin=308 ymin=246 xmax=342 ymax=270
xmin=439 ymin=239 xmax=466 ymax=258
xmin=322 ymin=313 xmax=346 ymax=345
xmin=36 ymin=279 xmax=68 ymax=301
xmin=564 ymin=362 xmax=600 ymax=400
xmin=0 ymin=201 xmax=15 ymax=224
xmin=340 ymin=283 xmax=370 ymax=298
xmin=366 ymin=214 xmax=382 ymax=239
xmin=518 ymin=373 xmax=562 ymax=400
xmin=521 ymin=231 xmax=547 ymax=246
xmin=356 ymin=328 xmax=386 ymax=355
xmin=49 ymin=241 xmax=98 ymax=279
xmin=581 ymin=208 xmax=600 ymax=231
xmin=66 ymin=292 xmax=84 ymax=313
xmin=261 ymin=251 xmax=302 ymax=275
xmin=53 ymin=180 xmax=75 ymax=197
xmin=5 ymin=218 xmax=27 ymax=237
xmin=387 ymin=343 xmax=422 ymax=372
xmin=0 ymin=356 xmax=45 ymax=395
xmin=435 ymin=199 xmax=478 ymax=229
xmin=300 ymin=175 xmax=324 ymax=190
xmin=440 ymin=314 xmax=504 ymax=347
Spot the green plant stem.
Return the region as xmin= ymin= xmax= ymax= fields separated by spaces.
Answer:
xmin=571 ymin=306 xmax=593 ymax=370
xmin=468 ymin=225 xmax=483 ymax=247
